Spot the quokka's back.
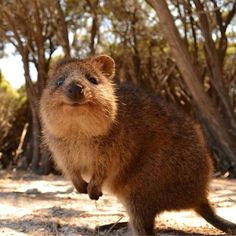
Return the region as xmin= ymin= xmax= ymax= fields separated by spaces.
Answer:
xmin=40 ymin=55 xmax=236 ymax=235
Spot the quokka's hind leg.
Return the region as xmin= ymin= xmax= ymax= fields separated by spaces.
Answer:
xmin=195 ymin=200 xmax=236 ymax=234
xmin=126 ymin=195 xmax=157 ymax=236
xmin=129 ymin=211 xmax=155 ymax=236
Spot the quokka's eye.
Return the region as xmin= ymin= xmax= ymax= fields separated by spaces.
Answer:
xmin=55 ymin=75 xmax=65 ymax=87
xmin=87 ymin=77 xmax=98 ymax=85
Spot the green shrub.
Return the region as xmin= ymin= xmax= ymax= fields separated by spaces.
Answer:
xmin=0 ymin=73 xmax=27 ymax=168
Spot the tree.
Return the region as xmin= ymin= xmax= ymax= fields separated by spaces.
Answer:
xmin=0 ymin=0 xmax=70 ymax=174
xmin=0 ymin=0 xmax=235 ymax=176
xmin=146 ymin=0 xmax=236 ymax=176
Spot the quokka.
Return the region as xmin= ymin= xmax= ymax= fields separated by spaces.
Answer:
xmin=40 ymin=55 xmax=236 ymax=235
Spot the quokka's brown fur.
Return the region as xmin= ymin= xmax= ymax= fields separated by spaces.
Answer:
xmin=40 ymin=55 xmax=236 ymax=235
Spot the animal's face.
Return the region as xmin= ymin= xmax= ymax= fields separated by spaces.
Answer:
xmin=40 ymin=55 xmax=117 ymax=137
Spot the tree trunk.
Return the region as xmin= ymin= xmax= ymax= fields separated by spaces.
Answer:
xmin=55 ymin=0 xmax=71 ymax=57
xmin=193 ymin=0 xmax=236 ymax=134
xmin=86 ymin=0 xmax=99 ymax=55
xmin=146 ymin=0 xmax=236 ymax=176
xmin=30 ymin=105 xmax=40 ymax=172
xmin=17 ymin=120 xmax=32 ymax=170
xmin=21 ymin=54 xmax=53 ymax=174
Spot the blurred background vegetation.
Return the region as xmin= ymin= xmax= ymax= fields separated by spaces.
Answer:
xmin=0 ymin=0 xmax=235 ymax=176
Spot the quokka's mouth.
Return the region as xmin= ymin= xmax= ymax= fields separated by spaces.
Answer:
xmin=70 ymin=102 xmax=84 ymax=106
xmin=63 ymin=101 xmax=87 ymax=107
xmin=62 ymin=98 xmax=96 ymax=108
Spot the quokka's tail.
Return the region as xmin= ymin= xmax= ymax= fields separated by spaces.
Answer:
xmin=195 ymin=201 xmax=236 ymax=234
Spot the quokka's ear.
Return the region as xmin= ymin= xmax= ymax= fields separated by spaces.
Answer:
xmin=90 ymin=55 xmax=115 ymax=79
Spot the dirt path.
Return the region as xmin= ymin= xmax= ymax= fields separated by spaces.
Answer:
xmin=0 ymin=171 xmax=235 ymax=236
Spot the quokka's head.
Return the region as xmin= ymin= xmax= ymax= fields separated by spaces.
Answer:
xmin=40 ymin=55 xmax=117 ymax=138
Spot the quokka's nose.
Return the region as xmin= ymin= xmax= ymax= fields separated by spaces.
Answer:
xmin=67 ymin=83 xmax=84 ymax=100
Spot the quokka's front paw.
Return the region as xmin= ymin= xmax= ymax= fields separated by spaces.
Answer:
xmin=87 ymin=180 xmax=103 ymax=200
xmin=72 ymin=179 xmax=88 ymax=194
xmin=77 ymin=181 xmax=88 ymax=194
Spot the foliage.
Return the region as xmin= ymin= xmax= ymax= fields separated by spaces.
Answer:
xmin=0 ymin=72 xmax=27 ymax=168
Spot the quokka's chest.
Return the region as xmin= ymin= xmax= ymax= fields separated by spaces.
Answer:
xmin=51 ymin=137 xmax=97 ymax=179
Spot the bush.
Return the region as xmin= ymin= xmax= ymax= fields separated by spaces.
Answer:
xmin=0 ymin=73 xmax=27 ymax=168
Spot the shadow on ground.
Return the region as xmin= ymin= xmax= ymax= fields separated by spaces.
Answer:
xmin=0 ymin=218 xmax=93 ymax=235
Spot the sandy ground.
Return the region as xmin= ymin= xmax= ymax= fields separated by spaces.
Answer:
xmin=0 ymin=171 xmax=235 ymax=236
